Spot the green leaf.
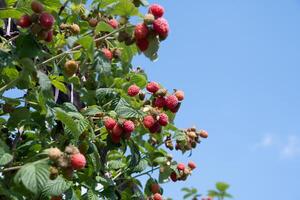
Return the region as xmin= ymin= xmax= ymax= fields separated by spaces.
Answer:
xmin=108 ymin=160 xmax=126 ymax=170
xmin=87 ymin=189 xmax=99 ymax=200
xmin=130 ymin=73 xmax=147 ymax=88
xmin=207 ymin=190 xmax=219 ymax=197
xmin=114 ymin=98 xmax=144 ymax=118
xmin=41 ymin=176 xmax=70 ymax=198
xmin=7 ymin=107 xmax=30 ymax=128
xmin=37 ymin=71 xmax=52 ymax=92
xmin=38 ymin=0 xmax=61 ymax=11
xmin=16 ymin=34 xmax=40 ymax=58
xmin=0 ymin=8 xmax=23 ymax=19
xmin=143 ymin=36 xmax=160 ymax=61
xmin=132 ymin=158 xmax=147 ymax=173
xmin=0 ymin=153 xmax=13 ymax=166
xmin=14 ymin=159 xmax=50 ymax=194
xmin=216 ymin=182 xmax=230 ymax=192
xmin=95 ymin=21 xmax=114 ymax=33
xmin=77 ymin=36 xmax=95 ymax=61
xmin=111 ymin=0 xmax=139 ymax=16
xmin=93 ymin=50 xmax=111 ymax=75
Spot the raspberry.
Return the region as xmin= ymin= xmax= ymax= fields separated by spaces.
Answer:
xmin=70 ymin=153 xmax=86 ymax=170
xmin=123 ymin=120 xmax=135 ymax=133
xmin=153 ymin=18 xmax=169 ymax=39
xmin=151 ymin=183 xmax=160 ymax=194
xmin=108 ymin=19 xmax=118 ymax=29
xmin=45 ymin=30 xmax=53 ymax=42
xmin=149 ymin=122 xmax=161 ymax=133
xmin=165 ymin=95 xmax=179 ymax=110
xmin=174 ymin=90 xmax=184 ymax=101
xmin=136 ymin=38 xmax=149 ymax=52
xmin=64 ymin=60 xmax=78 ymax=77
xmin=111 ymin=134 xmax=121 ymax=144
xmin=153 ymin=97 xmax=165 ymax=108
xmin=153 ymin=193 xmax=163 ymax=200
xmin=199 ymin=130 xmax=208 ymax=138
xmin=148 ymin=4 xmax=164 ymax=18
xmin=146 ymin=82 xmax=160 ymax=93
xmin=112 ymin=124 xmax=123 ymax=136
xmin=177 ymin=163 xmax=185 ymax=171
xmin=188 ymin=161 xmax=197 ymax=170
xmin=70 ymin=23 xmax=80 ymax=34
xmin=31 ymin=1 xmax=44 ymax=13
xmin=127 ymin=84 xmax=140 ymax=97
xmin=48 ymin=147 xmax=62 ymax=160
xmin=104 ymin=117 xmax=116 ymax=130
xmin=170 ymin=172 xmax=177 ymax=182
xmin=143 ymin=115 xmax=155 ymax=128
xmin=18 ymin=15 xmax=32 ymax=28
xmin=89 ymin=18 xmax=98 ymax=27
xmin=39 ymin=13 xmax=55 ymax=30
xmin=134 ymin=23 xmax=149 ymax=40
xmin=158 ymin=113 xmax=168 ymax=126
xmin=170 ymin=103 xmax=180 ymax=113
xmin=51 ymin=196 xmax=62 ymax=200
xmin=144 ymin=13 xmax=155 ymax=25
xmin=102 ymin=48 xmax=113 ymax=60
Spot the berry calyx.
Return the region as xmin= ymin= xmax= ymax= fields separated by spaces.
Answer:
xmin=151 ymin=183 xmax=160 ymax=194
xmin=64 ymin=60 xmax=78 ymax=77
xmin=136 ymin=38 xmax=149 ymax=52
xmin=153 ymin=193 xmax=163 ymax=200
xmin=177 ymin=163 xmax=185 ymax=171
xmin=170 ymin=172 xmax=177 ymax=182
xmin=148 ymin=4 xmax=165 ymax=18
xmin=174 ymin=90 xmax=184 ymax=101
xmin=146 ymin=82 xmax=160 ymax=93
xmin=153 ymin=97 xmax=165 ymax=108
xmin=112 ymin=124 xmax=123 ymax=136
xmin=127 ymin=84 xmax=140 ymax=97
xmin=143 ymin=115 xmax=155 ymax=129
xmin=144 ymin=13 xmax=155 ymax=25
xmin=31 ymin=1 xmax=44 ymax=13
xmin=123 ymin=120 xmax=135 ymax=133
xmin=134 ymin=23 xmax=149 ymax=40
xmin=165 ymin=95 xmax=179 ymax=110
xmin=108 ymin=19 xmax=118 ymax=29
xmin=70 ymin=153 xmax=86 ymax=170
xmin=102 ymin=48 xmax=113 ymax=60
xmin=18 ymin=15 xmax=32 ymax=28
xmin=153 ymin=18 xmax=169 ymax=39
xmin=48 ymin=147 xmax=62 ymax=160
xmin=104 ymin=117 xmax=117 ymax=130
xmin=158 ymin=113 xmax=168 ymax=126
xmin=188 ymin=161 xmax=197 ymax=170
xmin=39 ymin=13 xmax=55 ymax=30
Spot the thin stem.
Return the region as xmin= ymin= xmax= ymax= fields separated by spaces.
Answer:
xmin=133 ymin=166 xmax=160 ymax=179
xmin=0 ymin=79 xmax=18 ymax=94
xmin=0 ymin=165 xmax=21 ymax=172
xmin=36 ymin=50 xmax=79 ymax=67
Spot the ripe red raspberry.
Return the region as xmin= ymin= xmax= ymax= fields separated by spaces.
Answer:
xmin=136 ymin=38 xmax=149 ymax=52
xmin=170 ymin=103 xmax=180 ymax=113
xmin=123 ymin=120 xmax=135 ymax=133
xmin=149 ymin=122 xmax=161 ymax=133
xmin=153 ymin=193 xmax=163 ymax=200
xmin=104 ymin=117 xmax=116 ymax=130
xmin=151 ymin=183 xmax=160 ymax=194
xmin=188 ymin=161 xmax=197 ymax=170
xmin=108 ymin=19 xmax=118 ymax=29
xmin=177 ymin=163 xmax=185 ymax=171
xmin=18 ymin=15 xmax=32 ymax=28
xmin=70 ymin=153 xmax=86 ymax=170
xmin=170 ymin=172 xmax=177 ymax=182
xmin=127 ymin=84 xmax=140 ymax=97
xmin=31 ymin=1 xmax=44 ymax=13
xmin=153 ymin=97 xmax=165 ymax=108
xmin=112 ymin=124 xmax=123 ymax=136
xmin=39 ymin=13 xmax=54 ymax=30
xmin=165 ymin=95 xmax=179 ymax=110
xmin=45 ymin=30 xmax=53 ymax=42
xmin=158 ymin=113 xmax=168 ymax=126
xmin=102 ymin=48 xmax=113 ymax=60
xmin=199 ymin=130 xmax=208 ymax=138
xmin=153 ymin=18 xmax=169 ymax=39
xmin=174 ymin=90 xmax=184 ymax=101
xmin=148 ymin=4 xmax=165 ymax=18
xmin=143 ymin=115 xmax=155 ymax=129
xmin=111 ymin=134 xmax=121 ymax=144
xmin=146 ymin=82 xmax=160 ymax=93
xmin=134 ymin=23 xmax=149 ymax=40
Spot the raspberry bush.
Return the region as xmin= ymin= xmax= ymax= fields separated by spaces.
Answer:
xmin=0 ymin=0 xmax=208 ymax=199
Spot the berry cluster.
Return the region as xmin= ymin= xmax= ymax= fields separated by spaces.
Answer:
xmin=146 ymin=183 xmax=163 ymax=200
xmin=134 ymin=4 xmax=169 ymax=51
xmin=47 ymin=145 xmax=86 ymax=180
xmin=17 ymin=1 xmax=55 ymax=42
xmin=104 ymin=117 xmax=135 ymax=143
xmin=59 ymin=23 xmax=80 ymax=35
xmin=87 ymin=16 xmax=119 ymax=29
xmin=169 ymin=161 xmax=197 ymax=182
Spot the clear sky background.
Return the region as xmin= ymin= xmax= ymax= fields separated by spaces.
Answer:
xmin=133 ymin=0 xmax=300 ymax=199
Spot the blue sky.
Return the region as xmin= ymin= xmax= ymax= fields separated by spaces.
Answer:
xmin=134 ymin=0 xmax=300 ymax=199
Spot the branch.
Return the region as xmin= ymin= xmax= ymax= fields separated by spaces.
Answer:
xmin=58 ymin=0 xmax=69 ymax=16
xmin=0 ymin=165 xmax=21 ymax=172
